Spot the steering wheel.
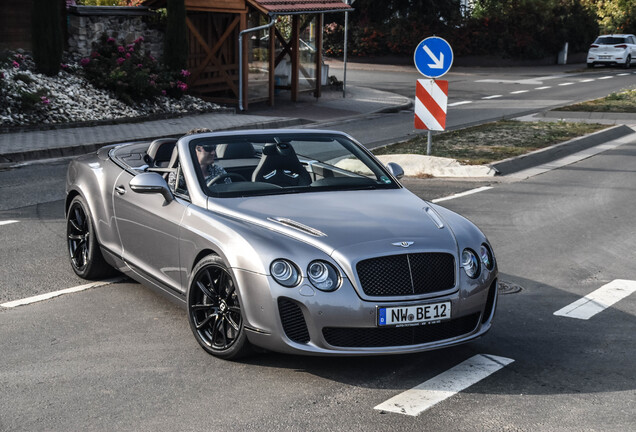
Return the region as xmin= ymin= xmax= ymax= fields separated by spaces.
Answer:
xmin=206 ymin=172 xmax=247 ymax=187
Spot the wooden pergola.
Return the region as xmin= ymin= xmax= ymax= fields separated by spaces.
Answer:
xmin=144 ymin=0 xmax=352 ymax=110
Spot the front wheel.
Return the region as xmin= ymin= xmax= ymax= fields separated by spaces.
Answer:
xmin=187 ymin=255 xmax=251 ymax=360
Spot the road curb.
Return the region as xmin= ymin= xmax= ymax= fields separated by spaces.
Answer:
xmin=490 ymin=124 xmax=635 ymax=175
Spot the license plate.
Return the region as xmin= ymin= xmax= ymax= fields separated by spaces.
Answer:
xmin=378 ymin=302 xmax=451 ymax=327
xmin=600 ymin=55 xmax=611 ymax=59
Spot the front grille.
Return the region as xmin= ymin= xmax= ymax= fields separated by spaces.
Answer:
xmin=322 ymin=313 xmax=480 ymax=348
xmin=356 ymin=253 xmax=455 ymax=297
xmin=278 ymin=298 xmax=310 ymax=344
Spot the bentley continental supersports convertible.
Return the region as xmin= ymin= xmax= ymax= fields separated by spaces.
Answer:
xmin=65 ymin=129 xmax=498 ymax=359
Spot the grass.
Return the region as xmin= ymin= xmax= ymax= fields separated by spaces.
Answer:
xmin=555 ymin=88 xmax=636 ymax=113
xmin=373 ymin=120 xmax=607 ymax=165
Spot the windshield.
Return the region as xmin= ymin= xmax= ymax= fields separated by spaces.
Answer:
xmin=594 ymin=36 xmax=627 ymax=45
xmin=187 ymin=132 xmax=399 ymax=198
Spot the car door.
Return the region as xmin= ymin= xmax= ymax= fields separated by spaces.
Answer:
xmin=112 ymin=169 xmax=188 ymax=294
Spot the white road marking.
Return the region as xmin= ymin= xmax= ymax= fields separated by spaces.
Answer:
xmin=374 ymin=354 xmax=514 ymax=416
xmin=448 ymin=101 xmax=472 ymax=107
xmin=510 ymin=90 xmax=528 ymax=94
xmin=554 ymin=280 xmax=636 ymax=320
xmin=432 ymin=186 xmax=493 ymax=203
xmin=482 ymin=95 xmax=502 ymax=99
xmin=535 ymin=86 xmax=551 ymax=90
xmin=580 ymin=79 xmax=595 ymax=83
xmin=558 ymin=82 xmax=574 ymax=86
xmin=0 ymin=220 xmax=19 ymax=226
xmin=617 ymin=73 xmax=629 ymax=76
xmin=0 ymin=277 xmax=125 ymax=308
xmin=598 ymin=76 xmax=613 ymax=80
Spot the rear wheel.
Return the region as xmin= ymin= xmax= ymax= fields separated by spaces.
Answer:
xmin=66 ymin=195 xmax=113 ymax=279
xmin=187 ymin=255 xmax=251 ymax=360
xmin=624 ymin=55 xmax=632 ymax=69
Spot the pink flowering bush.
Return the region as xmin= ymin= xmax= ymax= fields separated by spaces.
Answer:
xmin=81 ymin=34 xmax=190 ymax=105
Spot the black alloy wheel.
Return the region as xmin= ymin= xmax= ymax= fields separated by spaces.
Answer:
xmin=187 ymin=255 xmax=251 ymax=359
xmin=66 ymin=195 xmax=111 ymax=279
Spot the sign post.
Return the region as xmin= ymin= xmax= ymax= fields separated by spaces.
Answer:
xmin=413 ymin=37 xmax=453 ymax=155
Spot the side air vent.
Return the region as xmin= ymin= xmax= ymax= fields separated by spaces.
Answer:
xmin=268 ymin=217 xmax=327 ymax=237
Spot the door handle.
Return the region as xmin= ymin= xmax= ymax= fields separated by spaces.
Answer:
xmin=115 ymin=186 xmax=126 ymax=195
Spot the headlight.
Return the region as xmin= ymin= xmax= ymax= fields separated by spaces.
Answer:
xmin=480 ymin=244 xmax=495 ymax=271
xmin=270 ymin=259 xmax=300 ymax=287
xmin=307 ymin=260 xmax=340 ymax=291
xmin=461 ymin=249 xmax=480 ymax=279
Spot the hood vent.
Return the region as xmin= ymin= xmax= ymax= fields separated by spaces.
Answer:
xmin=268 ymin=217 xmax=327 ymax=237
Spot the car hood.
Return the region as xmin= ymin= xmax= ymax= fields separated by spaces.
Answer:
xmin=208 ymin=188 xmax=459 ymax=259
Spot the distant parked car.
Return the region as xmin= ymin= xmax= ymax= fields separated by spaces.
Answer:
xmin=587 ymin=34 xmax=636 ymax=68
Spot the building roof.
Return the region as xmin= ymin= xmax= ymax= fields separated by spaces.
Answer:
xmin=248 ymin=0 xmax=353 ymax=14
xmin=143 ymin=0 xmax=352 ymax=14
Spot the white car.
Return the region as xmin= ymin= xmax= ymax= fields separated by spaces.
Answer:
xmin=587 ymin=34 xmax=636 ymax=68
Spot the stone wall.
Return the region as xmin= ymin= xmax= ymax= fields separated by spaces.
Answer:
xmin=67 ymin=5 xmax=163 ymax=60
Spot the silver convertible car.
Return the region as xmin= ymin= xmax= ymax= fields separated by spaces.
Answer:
xmin=65 ymin=129 xmax=498 ymax=359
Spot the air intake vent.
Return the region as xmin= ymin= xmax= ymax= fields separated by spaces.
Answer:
xmin=323 ymin=313 xmax=480 ymax=348
xmin=278 ymin=298 xmax=310 ymax=343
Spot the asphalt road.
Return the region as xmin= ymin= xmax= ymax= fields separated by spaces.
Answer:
xmin=1 ymin=66 xmax=635 ymax=431
xmin=1 ymin=143 xmax=635 ymax=431
xmin=324 ymin=62 xmax=636 ymax=147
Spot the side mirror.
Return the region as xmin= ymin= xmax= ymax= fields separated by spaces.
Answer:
xmin=386 ymin=162 xmax=405 ymax=180
xmin=129 ymin=172 xmax=173 ymax=202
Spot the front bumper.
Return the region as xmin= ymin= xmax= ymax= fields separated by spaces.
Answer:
xmin=234 ymin=268 xmax=498 ymax=356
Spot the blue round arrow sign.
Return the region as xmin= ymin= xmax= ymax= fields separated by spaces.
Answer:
xmin=414 ymin=36 xmax=454 ymax=78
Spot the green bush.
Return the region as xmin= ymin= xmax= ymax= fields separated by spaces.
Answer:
xmin=81 ymin=34 xmax=189 ymax=105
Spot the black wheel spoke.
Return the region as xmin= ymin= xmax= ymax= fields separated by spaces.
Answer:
xmin=74 ymin=207 xmax=84 ymax=229
xmin=72 ymin=240 xmax=85 ymax=259
xmin=223 ymin=281 xmax=235 ymax=301
xmin=226 ymin=314 xmax=240 ymax=332
xmin=211 ymin=315 xmax=225 ymax=347
xmin=217 ymin=271 xmax=227 ymax=296
xmin=191 ymin=303 xmax=212 ymax=311
xmin=69 ymin=219 xmax=82 ymax=233
xmin=196 ymin=280 xmax=216 ymax=302
xmin=196 ymin=312 xmax=219 ymax=330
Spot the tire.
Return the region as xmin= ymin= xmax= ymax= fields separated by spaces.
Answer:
xmin=586 ymin=62 xmax=593 ymax=69
xmin=187 ymin=255 xmax=252 ymax=360
xmin=66 ymin=195 xmax=113 ymax=279
xmin=624 ymin=55 xmax=631 ymax=69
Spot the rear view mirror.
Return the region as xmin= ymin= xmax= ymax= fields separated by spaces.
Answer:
xmin=129 ymin=172 xmax=173 ymax=202
xmin=386 ymin=162 xmax=405 ymax=179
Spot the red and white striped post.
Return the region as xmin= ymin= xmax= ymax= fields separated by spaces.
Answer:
xmin=414 ymin=79 xmax=448 ymax=155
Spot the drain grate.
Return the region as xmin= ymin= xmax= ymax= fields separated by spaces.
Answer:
xmin=498 ymin=280 xmax=523 ymax=295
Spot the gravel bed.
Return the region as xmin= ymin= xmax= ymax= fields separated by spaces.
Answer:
xmin=0 ymin=52 xmax=223 ymax=129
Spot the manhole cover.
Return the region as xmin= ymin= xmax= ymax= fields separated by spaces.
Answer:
xmin=498 ymin=280 xmax=523 ymax=295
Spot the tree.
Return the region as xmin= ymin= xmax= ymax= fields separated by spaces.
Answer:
xmin=164 ymin=0 xmax=188 ymax=71
xmin=582 ymin=0 xmax=636 ymax=33
xmin=32 ymin=0 xmax=64 ymax=76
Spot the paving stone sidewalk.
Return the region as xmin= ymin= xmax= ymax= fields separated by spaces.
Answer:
xmin=0 ymin=85 xmax=412 ymax=164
